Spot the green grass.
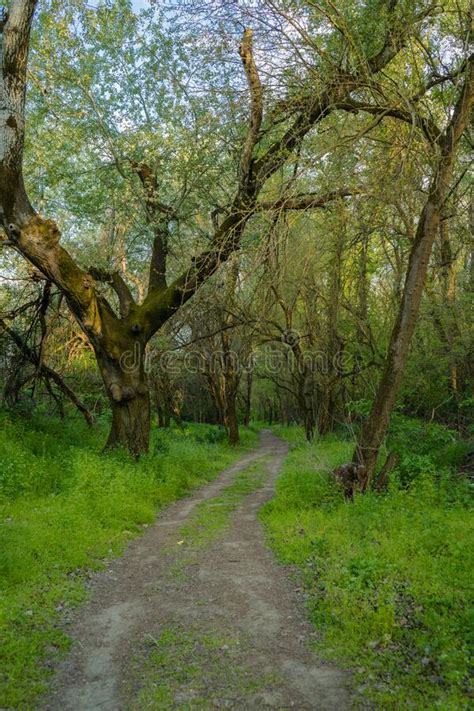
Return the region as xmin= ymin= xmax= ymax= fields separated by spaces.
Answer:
xmin=261 ymin=426 xmax=473 ymax=709
xmin=0 ymin=411 xmax=256 ymax=708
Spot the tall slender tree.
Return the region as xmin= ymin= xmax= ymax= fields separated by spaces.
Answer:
xmin=353 ymin=58 xmax=473 ymax=486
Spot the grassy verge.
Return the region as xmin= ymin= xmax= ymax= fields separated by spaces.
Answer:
xmin=261 ymin=425 xmax=473 ymax=708
xmin=0 ymin=412 xmax=256 ymax=708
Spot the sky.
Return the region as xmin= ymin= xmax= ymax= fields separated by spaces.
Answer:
xmin=131 ymin=0 xmax=149 ymax=10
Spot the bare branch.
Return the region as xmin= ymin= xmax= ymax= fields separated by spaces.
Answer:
xmin=411 ymin=60 xmax=471 ymax=101
xmin=334 ymin=97 xmax=442 ymax=144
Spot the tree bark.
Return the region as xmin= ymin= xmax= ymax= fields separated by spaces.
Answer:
xmin=96 ymin=340 xmax=150 ymax=457
xmin=226 ymin=398 xmax=240 ymax=446
xmin=106 ymin=390 xmax=150 ymax=456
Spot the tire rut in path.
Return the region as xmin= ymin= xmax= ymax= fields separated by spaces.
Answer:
xmin=44 ymin=431 xmax=351 ymax=710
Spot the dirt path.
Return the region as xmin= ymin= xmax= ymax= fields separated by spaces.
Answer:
xmin=44 ymin=431 xmax=351 ymax=710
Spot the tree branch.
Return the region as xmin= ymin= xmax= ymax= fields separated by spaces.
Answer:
xmin=238 ymin=28 xmax=263 ymax=184
xmin=133 ymin=162 xmax=172 ymax=294
xmin=253 ymin=2 xmax=412 ymax=185
xmin=88 ymin=267 xmax=135 ymax=318
xmin=0 ymin=318 xmax=95 ymax=425
xmin=257 ymin=188 xmax=361 ymax=212
xmin=334 ymin=97 xmax=442 ymax=143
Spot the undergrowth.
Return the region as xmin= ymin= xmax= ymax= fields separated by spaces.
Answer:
xmin=262 ymin=421 xmax=473 ymax=708
xmin=0 ymin=411 xmax=256 ymax=708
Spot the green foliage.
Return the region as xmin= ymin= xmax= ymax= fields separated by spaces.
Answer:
xmin=346 ymin=399 xmax=372 ymax=419
xmin=344 ymin=404 xmax=472 ymax=488
xmin=388 ymin=415 xmax=455 ymax=457
xmin=0 ymin=413 xmax=256 ymax=708
xmin=152 ymin=430 xmax=171 ymax=455
xmin=270 ymin=424 xmax=308 ymax=445
xmin=261 ymin=425 xmax=473 ymax=708
xmin=192 ymin=425 xmax=228 ymax=445
xmin=387 ymin=415 xmax=472 ymax=490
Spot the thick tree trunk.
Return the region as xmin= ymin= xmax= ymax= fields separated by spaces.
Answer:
xmin=226 ymin=398 xmax=240 ymax=446
xmin=96 ymin=343 xmax=150 ymax=458
xmin=106 ymin=389 xmax=151 ymax=457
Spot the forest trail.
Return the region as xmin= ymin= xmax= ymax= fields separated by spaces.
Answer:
xmin=43 ymin=431 xmax=350 ymax=710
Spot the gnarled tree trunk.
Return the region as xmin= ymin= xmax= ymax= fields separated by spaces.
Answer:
xmin=95 ymin=339 xmax=150 ymax=456
xmin=107 ymin=389 xmax=150 ymax=456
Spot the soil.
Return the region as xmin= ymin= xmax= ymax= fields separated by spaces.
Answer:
xmin=43 ymin=431 xmax=351 ymax=710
